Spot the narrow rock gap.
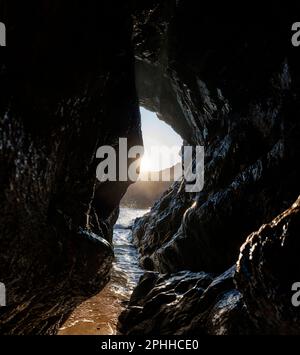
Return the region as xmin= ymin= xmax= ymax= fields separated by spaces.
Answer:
xmin=59 ymin=107 xmax=183 ymax=335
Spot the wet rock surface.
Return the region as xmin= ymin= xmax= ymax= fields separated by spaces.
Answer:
xmin=0 ymin=2 xmax=141 ymax=334
xmin=122 ymin=2 xmax=300 ymax=335
xmin=120 ymin=197 xmax=300 ymax=335
xmin=236 ymin=196 xmax=300 ymax=334
xmin=118 ymin=266 xmax=254 ymax=335
xmin=132 ymin=2 xmax=300 ymax=274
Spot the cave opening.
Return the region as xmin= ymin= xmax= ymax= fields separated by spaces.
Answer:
xmin=139 ymin=107 xmax=183 ymax=174
xmin=121 ymin=106 xmax=183 ymax=208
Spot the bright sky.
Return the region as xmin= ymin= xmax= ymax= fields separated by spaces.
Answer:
xmin=140 ymin=107 xmax=183 ymax=172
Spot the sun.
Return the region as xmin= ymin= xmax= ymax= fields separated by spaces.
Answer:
xmin=140 ymin=155 xmax=155 ymax=173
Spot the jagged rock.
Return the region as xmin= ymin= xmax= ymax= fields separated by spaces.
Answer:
xmin=235 ymin=196 xmax=300 ymax=334
xmin=0 ymin=2 xmax=141 ymax=334
xmin=118 ymin=266 xmax=254 ymax=335
xmin=119 ymin=197 xmax=300 ymax=335
xmin=132 ymin=180 xmax=194 ymax=269
xmin=132 ymin=1 xmax=300 ymax=273
xmin=122 ymin=197 xmax=300 ymax=335
xmin=122 ymin=3 xmax=300 ymax=335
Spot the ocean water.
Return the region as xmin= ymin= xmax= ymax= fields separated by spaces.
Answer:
xmin=59 ymin=207 xmax=148 ymax=335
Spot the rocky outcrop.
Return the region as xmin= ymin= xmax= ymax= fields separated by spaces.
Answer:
xmin=118 ymin=266 xmax=254 ymax=335
xmin=132 ymin=179 xmax=193 ymax=270
xmin=236 ymin=196 xmax=300 ymax=334
xmin=121 ymin=2 xmax=300 ymax=336
xmin=0 ymin=2 xmax=141 ymax=334
xmin=132 ymin=1 xmax=300 ymax=273
xmin=119 ymin=197 xmax=300 ymax=335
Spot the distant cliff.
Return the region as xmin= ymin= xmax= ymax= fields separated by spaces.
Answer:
xmin=121 ymin=164 xmax=181 ymax=208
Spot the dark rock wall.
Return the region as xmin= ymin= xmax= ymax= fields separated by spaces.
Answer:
xmin=120 ymin=2 xmax=300 ymax=335
xmin=0 ymin=1 xmax=141 ymax=334
xmin=119 ymin=267 xmax=255 ymax=335
xmin=132 ymin=1 xmax=300 ymax=273
xmin=120 ymin=197 xmax=300 ymax=335
xmin=236 ymin=196 xmax=300 ymax=334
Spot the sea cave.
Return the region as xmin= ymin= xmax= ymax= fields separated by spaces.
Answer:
xmin=1 ymin=1 xmax=300 ymax=337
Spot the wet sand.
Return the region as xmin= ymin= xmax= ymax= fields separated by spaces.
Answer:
xmin=58 ymin=280 xmax=128 ymax=335
xmin=59 ymin=208 xmax=147 ymax=335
